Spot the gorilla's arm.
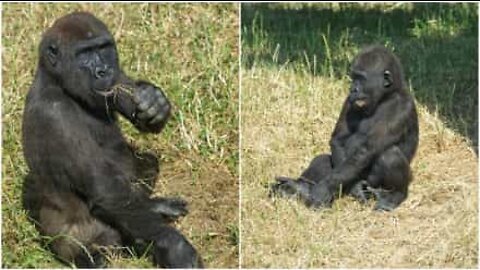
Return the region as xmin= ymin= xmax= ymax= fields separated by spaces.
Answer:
xmin=88 ymin=177 xmax=186 ymax=239
xmin=329 ymin=100 xmax=351 ymax=167
xmin=326 ymin=93 xmax=415 ymax=188
xmin=113 ymin=72 xmax=171 ymax=133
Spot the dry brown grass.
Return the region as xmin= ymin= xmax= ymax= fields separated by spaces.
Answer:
xmin=240 ymin=66 xmax=478 ymax=268
xmin=2 ymin=3 xmax=238 ymax=268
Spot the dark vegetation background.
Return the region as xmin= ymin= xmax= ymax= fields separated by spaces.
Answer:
xmin=242 ymin=2 xmax=478 ymax=150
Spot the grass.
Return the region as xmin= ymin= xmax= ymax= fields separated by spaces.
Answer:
xmin=2 ymin=3 xmax=479 ymax=269
xmin=2 ymin=3 xmax=239 ymax=268
xmin=241 ymin=3 xmax=478 ymax=268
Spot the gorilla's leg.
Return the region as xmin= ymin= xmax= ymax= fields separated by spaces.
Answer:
xmin=37 ymin=192 xmax=121 ymax=268
xmin=300 ymin=154 xmax=333 ymax=183
xmin=22 ymin=174 xmax=41 ymax=222
xmin=152 ymin=226 xmax=204 ymax=268
xmin=271 ymin=154 xmax=333 ymax=202
xmin=366 ymin=146 xmax=411 ymax=211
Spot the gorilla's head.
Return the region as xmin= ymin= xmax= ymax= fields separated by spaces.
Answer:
xmin=39 ymin=12 xmax=120 ymax=108
xmin=348 ymin=45 xmax=406 ymax=113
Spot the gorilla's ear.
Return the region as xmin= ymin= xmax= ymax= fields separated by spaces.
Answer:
xmin=383 ymin=70 xmax=393 ymax=88
xmin=46 ymin=44 xmax=59 ymax=67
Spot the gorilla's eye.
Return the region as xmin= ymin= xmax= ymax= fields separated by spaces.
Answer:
xmin=77 ymin=51 xmax=91 ymax=65
xmin=350 ymin=70 xmax=366 ymax=82
xmin=99 ymin=45 xmax=116 ymax=60
xmin=99 ymin=42 xmax=112 ymax=50
xmin=351 ymin=75 xmax=365 ymax=83
xmin=48 ymin=45 xmax=58 ymax=56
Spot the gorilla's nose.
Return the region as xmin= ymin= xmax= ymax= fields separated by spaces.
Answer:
xmin=95 ymin=65 xmax=108 ymax=79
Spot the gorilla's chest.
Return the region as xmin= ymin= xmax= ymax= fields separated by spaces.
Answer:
xmin=90 ymin=119 xmax=129 ymax=152
xmin=346 ymin=109 xmax=366 ymax=133
xmin=70 ymin=108 xmax=132 ymax=159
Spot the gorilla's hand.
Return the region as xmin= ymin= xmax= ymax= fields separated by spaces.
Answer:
xmin=151 ymin=197 xmax=189 ymax=221
xmin=133 ymin=82 xmax=171 ymax=132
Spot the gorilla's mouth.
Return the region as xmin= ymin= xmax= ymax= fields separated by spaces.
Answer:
xmin=93 ymin=84 xmax=135 ymax=98
xmin=92 ymin=75 xmax=116 ymax=97
xmin=354 ymin=99 xmax=368 ymax=108
xmin=93 ymin=88 xmax=115 ymax=97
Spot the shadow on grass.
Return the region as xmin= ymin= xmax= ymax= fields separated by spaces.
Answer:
xmin=242 ymin=3 xmax=478 ymax=151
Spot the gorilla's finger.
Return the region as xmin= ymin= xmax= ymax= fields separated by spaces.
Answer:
xmin=137 ymin=101 xmax=162 ymax=119
xmin=157 ymin=93 xmax=168 ymax=105
xmin=134 ymin=87 xmax=155 ymax=107
xmin=148 ymin=111 xmax=167 ymax=125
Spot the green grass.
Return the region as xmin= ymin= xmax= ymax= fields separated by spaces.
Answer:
xmin=241 ymin=3 xmax=477 ymax=268
xmin=2 ymin=3 xmax=239 ymax=268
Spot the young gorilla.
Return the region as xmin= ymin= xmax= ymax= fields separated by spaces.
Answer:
xmin=22 ymin=12 xmax=202 ymax=268
xmin=271 ymin=45 xmax=419 ymax=211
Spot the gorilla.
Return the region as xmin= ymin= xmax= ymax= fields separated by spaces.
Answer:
xmin=22 ymin=12 xmax=202 ymax=268
xmin=271 ymin=45 xmax=419 ymax=211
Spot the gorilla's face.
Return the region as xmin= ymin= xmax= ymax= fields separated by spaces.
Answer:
xmin=348 ymin=53 xmax=394 ymax=114
xmin=72 ymin=35 xmax=119 ymax=95
xmin=40 ymin=12 xmax=120 ymax=110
